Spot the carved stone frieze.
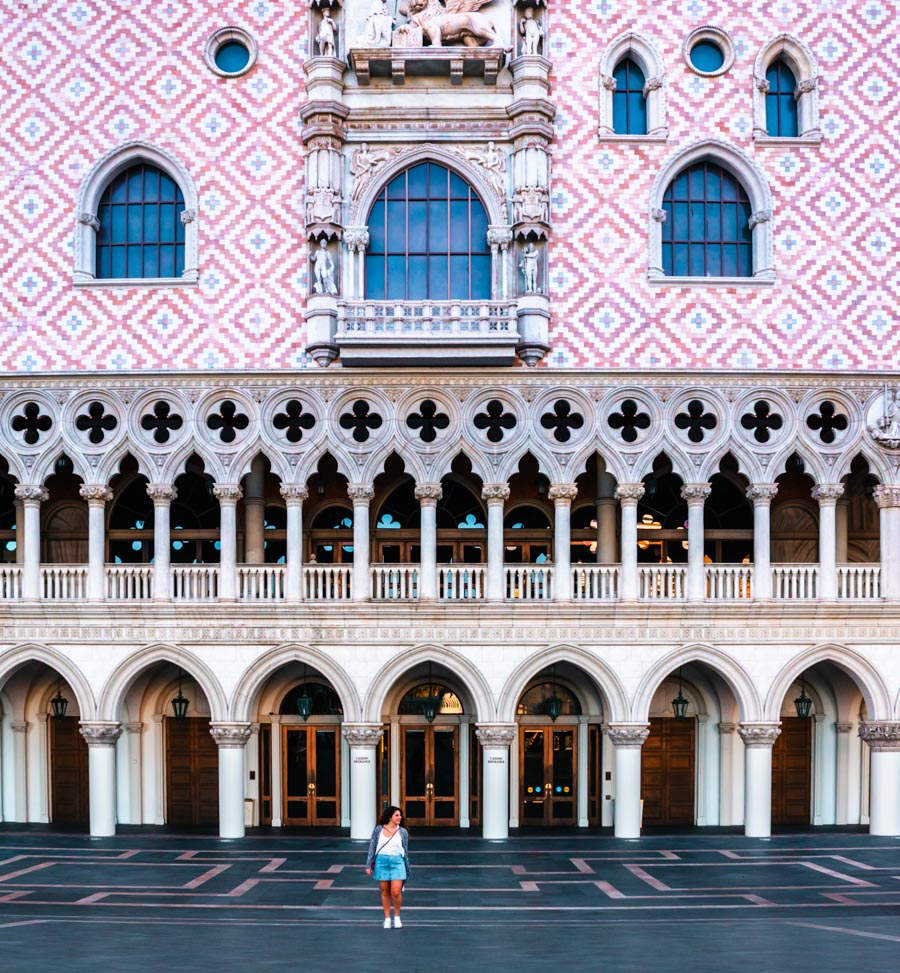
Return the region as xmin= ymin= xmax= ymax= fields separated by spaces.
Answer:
xmin=146 ymin=484 xmax=176 ymax=504
xmin=14 ymin=485 xmax=48 ymax=503
xmin=746 ymin=483 xmax=779 ymax=504
xmin=811 ymin=483 xmax=844 ymax=504
xmin=213 ymin=485 xmax=243 ymax=504
xmin=482 ymin=483 xmax=511 ymax=502
xmin=280 ymin=485 xmax=310 ymax=503
xmin=614 ymin=483 xmax=645 ymax=503
xmin=348 ymin=484 xmax=375 ymax=502
xmin=547 ymin=483 xmax=578 ymax=503
xmin=680 ymin=483 xmax=712 ymax=504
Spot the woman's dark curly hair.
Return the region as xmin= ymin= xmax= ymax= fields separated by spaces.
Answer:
xmin=379 ymin=805 xmax=407 ymax=828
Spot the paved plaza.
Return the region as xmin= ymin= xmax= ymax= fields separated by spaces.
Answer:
xmin=1 ymin=827 xmax=899 ymax=972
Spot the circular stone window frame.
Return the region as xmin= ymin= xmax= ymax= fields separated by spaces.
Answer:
xmin=203 ymin=27 xmax=258 ymax=78
xmin=682 ymin=26 xmax=735 ymax=78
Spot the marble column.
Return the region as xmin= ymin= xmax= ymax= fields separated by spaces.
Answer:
xmin=244 ymin=455 xmax=266 ymax=563
xmin=280 ymin=485 xmax=308 ymax=603
xmin=549 ymin=483 xmax=577 ymax=601
xmin=415 ymin=483 xmax=442 ymax=602
xmin=874 ymin=485 xmax=900 ymax=600
xmin=80 ymin=722 xmax=123 ymax=837
xmin=747 ymin=484 xmax=778 ymax=601
xmin=458 ymin=716 xmax=471 ymax=829
xmin=681 ymin=483 xmax=711 ymax=602
xmin=738 ymin=722 xmax=781 ymax=838
xmin=717 ymin=723 xmax=737 ymax=826
xmin=482 ymin=484 xmax=510 ymax=602
xmin=214 ymin=485 xmax=243 ymax=602
xmin=80 ymin=484 xmax=113 ymax=602
xmin=14 ymin=498 xmax=24 ymax=564
xmin=812 ymin=483 xmax=843 ymax=600
xmin=343 ymin=724 xmax=382 ymax=840
xmin=348 ymin=485 xmax=374 ymax=603
xmin=859 ymin=722 xmax=900 ymax=836
xmin=476 ymin=724 xmax=516 ymax=840
xmin=210 ymin=723 xmax=252 ymax=839
xmin=577 ymin=718 xmax=589 ymax=827
xmin=147 ymin=485 xmax=175 ymax=602
xmin=608 ymin=724 xmax=650 ymax=838
xmin=270 ymin=715 xmax=283 ymax=827
xmin=835 ymin=498 xmax=849 ymax=563
xmin=595 ymin=467 xmax=617 ymax=564
xmin=834 ymin=722 xmax=853 ymax=826
xmin=15 ymin=485 xmax=47 ymax=602
xmin=125 ymin=722 xmax=143 ymax=825
xmin=11 ymin=721 xmax=28 ymax=822
xmin=615 ymin=484 xmax=644 ymax=601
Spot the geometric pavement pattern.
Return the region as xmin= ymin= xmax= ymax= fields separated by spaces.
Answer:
xmin=1 ymin=2 xmax=898 ymax=373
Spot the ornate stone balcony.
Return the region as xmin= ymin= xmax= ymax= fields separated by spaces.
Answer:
xmin=348 ymin=46 xmax=507 ymax=86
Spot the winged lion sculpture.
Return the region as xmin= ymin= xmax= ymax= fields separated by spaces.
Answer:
xmin=399 ymin=0 xmax=504 ymax=48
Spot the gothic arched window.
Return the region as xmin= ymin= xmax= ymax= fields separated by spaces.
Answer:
xmin=661 ymin=162 xmax=753 ymax=278
xmin=96 ymin=164 xmax=186 ymax=279
xmin=613 ymin=57 xmax=647 ymax=135
xmin=765 ymin=59 xmax=799 ymax=137
xmin=365 ymin=162 xmax=490 ymax=301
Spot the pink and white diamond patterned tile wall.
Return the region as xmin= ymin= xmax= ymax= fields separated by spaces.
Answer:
xmin=0 ymin=1 xmax=896 ymax=373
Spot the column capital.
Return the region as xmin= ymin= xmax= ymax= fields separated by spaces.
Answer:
xmin=811 ymin=483 xmax=844 ymax=504
xmin=125 ymin=722 xmax=144 ymax=735
xmin=341 ymin=723 xmax=383 ymax=747
xmin=717 ymin=722 xmax=737 ymax=735
xmin=280 ymin=484 xmax=309 ymax=503
xmin=834 ymin=722 xmax=853 ymax=735
xmin=680 ymin=482 xmax=712 ymax=504
xmin=746 ymin=483 xmax=779 ymax=504
xmin=873 ymin=484 xmax=900 ymax=509
xmin=859 ymin=721 xmax=900 ymax=751
xmin=11 ymin=721 xmax=29 ymax=733
xmin=737 ymin=722 xmax=781 ymax=748
xmin=614 ymin=483 xmax=645 ymax=503
xmin=213 ymin=484 xmax=243 ymax=504
xmin=607 ymin=723 xmax=650 ymax=748
xmin=209 ymin=722 xmax=253 ymax=748
xmin=482 ymin=483 xmax=510 ymax=503
xmin=14 ymin=484 xmax=48 ymax=503
xmin=347 ymin=484 xmax=375 ymax=503
xmin=79 ymin=721 xmax=124 ymax=747
xmin=79 ymin=484 xmax=113 ymax=505
xmin=475 ymin=723 xmax=516 ymax=748
xmin=414 ymin=483 xmax=443 ymax=504
xmin=146 ymin=483 xmax=176 ymax=504
xmin=548 ymin=483 xmax=578 ymax=504
xmin=344 ymin=226 xmax=370 ymax=251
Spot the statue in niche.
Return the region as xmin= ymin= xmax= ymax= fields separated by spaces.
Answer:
xmin=399 ymin=0 xmax=502 ymax=48
xmin=518 ymin=7 xmax=542 ymax=55
xmin=312 ymin=240 xmax=338 ymax=295
xmin=869 ymin=386 xmax=900 ymax=449
xmin=316 ymin=10 xmax=337 ymax=57
xmin=363 ymin=0 xmax=394 ymax=47
xmin=519 ymin=242 xmax=540 ymax=293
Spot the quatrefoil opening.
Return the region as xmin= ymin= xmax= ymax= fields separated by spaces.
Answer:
xmin=608 ymin=399 xmax=651 ymax=444
xmin=207 ymin=400 xmax=250 ymax=444
xmin=273 ymin=400 xmax=316 ymax=444
xmin=406 ymin=399 xmax=450 ymax=444
xmin=75 ymin=401 xmax=118 ymax=445
xmin=540 ymin=400 xmax=585 ymax=443
xmin=473 ymin=399 xmax=517 ymax=444
xmin=11 ymin=402 xmax=52 ymax=445
xmin=674 ymin=399 xmax=717 ymax=444
xmin=806 ymin=400 xmax=848 ymax=445
xmin=740 ymin=400 xmax=783 ymax=444
xmin=339 ymin=399 xmax=383 ymax=444
xmin=140 ymin=401 xmax=184 ymax=444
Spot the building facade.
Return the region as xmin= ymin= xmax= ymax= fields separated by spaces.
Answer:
xmin=1 ymin=0 xmax=898 ymax=841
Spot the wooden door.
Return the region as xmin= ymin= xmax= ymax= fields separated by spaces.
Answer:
xmin=772 ymin=717 xmax=812 ymax=825
xmin=166 ymin=717 xmax=219 ymax=826
xmin=641 ymin=718 xmax=696 ymax=826
xmin=50 ymin=716 xmax=89 ymax=825
xmin=282 ymin=725 xmax=341 ymax=826
xmin=401 ymin=726 xmax=458 ymax=826
xmin=519 ymin=726 xmax=577 ymax=825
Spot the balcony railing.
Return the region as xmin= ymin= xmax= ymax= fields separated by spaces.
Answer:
xmin=172 ymin=565 xmax=219 ymax=602
xmin=238 ymin=565 xmax=286 ymax=601
xmin=41 ymin=565 xmax=88 ymax=600
xmin=772 ymin=564 xmax=818 ymax=600
xmin=0 ymin=565 xmax=23 ymax=600
xmin=706 ymin=564 xmax=754 ymax=600
xmin=639 ymin=565 xmax=686 ymax=600
xmin=505 ymin=564 xmax=553 ymax=601
xmin=440 ymin=565 xmax=486 ymax=600
xmin=837 ymin=563 xmax=880 ymax=599
xmin=303 ymin=564 xmax=351 ymax=601
xmin=106 ymin=565 xmax=153 ymax=601
xmin=572 ymin=565 xmax=619 ymax=600
xmin=371 ymin=565 xmax=419 ymax=600
xmin=338 ymin=300 xmax=517 ymax=339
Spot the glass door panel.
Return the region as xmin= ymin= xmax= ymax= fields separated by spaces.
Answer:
xmin=284 ymin=728 xmax=309 ymax=822
xmin=401 ymin=726 xmax=459 ymax=825
xmin=519 ymin=726 xmax=577 ymax=825
xmin=283 ymin=725 xmax=341 ymax=825
xmin=521 ymin=729 xmax=546 ymax=821
xmin=432 ymin=728 xmax=458 ymax=821
xmin=551 ymin=729 xmax=575 ymax=823
xmin=313 ymin=729 xmax=339 ymax=824
xmin=403 ymin=729 xmax=428 ymax=823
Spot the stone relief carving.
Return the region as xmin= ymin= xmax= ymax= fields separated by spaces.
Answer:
xmin=398 ymin=0 xmax=502 ymax=48
xmin=868 ymin=387 xmax=900 ymax=450
xmin=513 ymin=185 xmax=548 ymax=225
xmin=461 ymin=141 xmax=506 ymax=198
xmin=350 ymin=143 xmax=397 ymax=199
xmin=363 ymin=0 xmax=393 ymax=47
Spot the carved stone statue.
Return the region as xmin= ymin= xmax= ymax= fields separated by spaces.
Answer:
xmin=312 ymin=240 xmax=337 ymax=295
xmin=350 ymin=143 xmax=395 ymax=199
xmin=463 ymin=140 xmax=506 ymax=197
xmin=519 ymin=242 xmax=540 ymax=293
xmin=399 ymin=0 xmax=502 ymax=48
xmin=363 ymin=0 xmax=393 ymax=47
xmin=316 ymin=10 xmax=337 ymax=57
xmin=869 ymin=387 xmax=900 ymax=449
xmin=519 ymin=7 xmax=542 ymax=55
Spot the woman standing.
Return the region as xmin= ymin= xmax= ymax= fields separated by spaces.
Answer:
xmin=365 ymin=806 xmax=410 ymax=928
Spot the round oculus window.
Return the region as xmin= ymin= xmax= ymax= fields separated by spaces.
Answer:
xmin=682 ymin=27 xmax=735 ymax=77
xmin=203 ymin=27 xmax=258 ymax=78
xmin=689 ymin=40 xmax=724 ymax=73
xmin=215 ymin=41 xmax=250 ymax=74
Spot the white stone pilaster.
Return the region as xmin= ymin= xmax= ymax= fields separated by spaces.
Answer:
xmin=608 ymin=724 xmax=650 ymax=838
xmin=213 ymin=485 xmax=243 ymax=602
xmin=15 ymin=486 xmax=47 ymax=602
xmin=615 ymin=485 xmax=644 ymax=601
xmin=859 ymin=722 xmax=900 ymax=836
xmin=343 ymin=723 xmax=382 ymax=840
xmin=415 ymin=483 xmax=442 ymax=602
xmin=483 ymin=484 xmax=510 ymax=602
xmin=348 ymin=486 xmax=373 ymax=602
xmin=738 ymin=722 xmax=781 ymax=838
xmin=681 ymin=483 xmax=711 ymax=602
xmin=476 ymin=724 xmax=516 ymax=841
xmin=812 ymin=483 xmax=843 ymax=600
xmin=80 ymin=722 xmax=123 ymax=837
xmin=747 ymin=484 xmax=777 ymax=601
xmin=80 ymin=485 xmax=113 ymax=602
xmin=549 ymin=483 xmax=577 ymax=601
xmin=874 ymin=485 xmax=900 ymax=600
xmin=210 ymin=722 xmax=252 ymax=839
xmin=280 ymin=486 xmax=308 ymax=603
xmin=147 ymin=485 xmax=175 ymax=602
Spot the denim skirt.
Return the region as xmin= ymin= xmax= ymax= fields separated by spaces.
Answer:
xmin=373 ymin=854 xmax=406 ymax=881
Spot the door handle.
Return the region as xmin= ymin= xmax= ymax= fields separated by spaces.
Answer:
xmin=425 ymin=782 xmax=434 ymax=797
xmin=308 ymin=782 xmax=316 ymax=795
xmin=546 ymin=782 xmax=552 ymax=795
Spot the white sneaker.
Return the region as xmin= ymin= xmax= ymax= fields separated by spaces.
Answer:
xmin=393 ymin=917 xmax=403 ymax=929
xmin=383 ymin=918 xmax=392 ymax=929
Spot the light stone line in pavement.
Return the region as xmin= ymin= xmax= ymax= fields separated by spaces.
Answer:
xmin=787 ymin=922 xmax=900 ymax=943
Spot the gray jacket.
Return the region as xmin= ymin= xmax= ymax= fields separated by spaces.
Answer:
xmin=365 ymin=825 xmax=410 ymax=871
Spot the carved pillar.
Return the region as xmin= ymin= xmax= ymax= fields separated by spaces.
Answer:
xmin=812 ymin=483 xmax=843 ymax=599
xmin=147 ymin=485 xmax=175 ymax=602
xmin=124 ymin=722 xmax=143 ymax=825
xmin=717 ymin=723 xmax=737 ymax=826
xmin=11 ymin=721 xmax=28 ymax=822
xmin=487 ymin=225 xmax=512 ymax=300
xmin=342 ymin=724 xmax=383 ymax=840
xmin=344 ymin=226 xmax=369 ymax=301
xmin=476 ymin=724 xmax=516 ymax=840
xmin=270 ymin=715 xmax=283 ymax=827
xmin=595 ymin=466 xmax=617 ymax=564
xmin=577 ymin=717 xmax=589 ymax=827
xmin=214 ymin=485 xmax=243 ymax=602
xmin=415 ymin=483 xmax=442 ymax=602
xmin=14 ymin=498 xmax=24 ymax=564
xmin=608 ymin=724 xmax=650 ymax=838
xmin=859 ymin=722 xmax=900 ymax=836
xmin=210 ymin=723 xmax=252 ymax=839
xmin=79 ymin=722 xmax=123 ymax=837
xmin=14 ymin=485 xmax=47 ymax=601
xmin=80 ymin=485 xmax=113 ymax=602
xmin=482 ymin=484 xmax=510 ymax=601
xmin=874 ymin=485 xmax=900 ymax=600
xmin=348 ymin=485 xmax=373 ymax=602
xmin=244 ymin=455 xmax=266 ymax=564
xmin=280 ymin=485 xmax=308 ymax=603
xmin=835 ymin=497 xmax=849 ymax=563
xmin=681 ymin=483 xmax=711 ymax=601
xmin=615 ymin=484 xmax=644 ymax=601
xmin=549 ymin=483 xmax=577 ymax=601
xmin=748 ymin=208 xmax=774 ymax=282
xmin=833 ymin=722 xmax=853 ymax=826
xmin=738 ymin=723 xmax=781 ymax=838
xmin=747 ymin=484 xmax=778 ymax=601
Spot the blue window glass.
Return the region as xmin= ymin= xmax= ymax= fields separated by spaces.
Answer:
xmin=765 ymin=59 xmax=799 ymax=137
xmin=690 ymin=40 xmax=724 ymax=73
xmin=96 ymin=164 xmax=185 ymax=279
xmin=661 ymin=162 xmax=753 ymax=278
xmin=612 ymin=57 xmax=647 ymax=135
xmin=365 ymin=162 xmax=490 ymax=301
xmin=215 ymin=41 xmax=250 ymax=74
